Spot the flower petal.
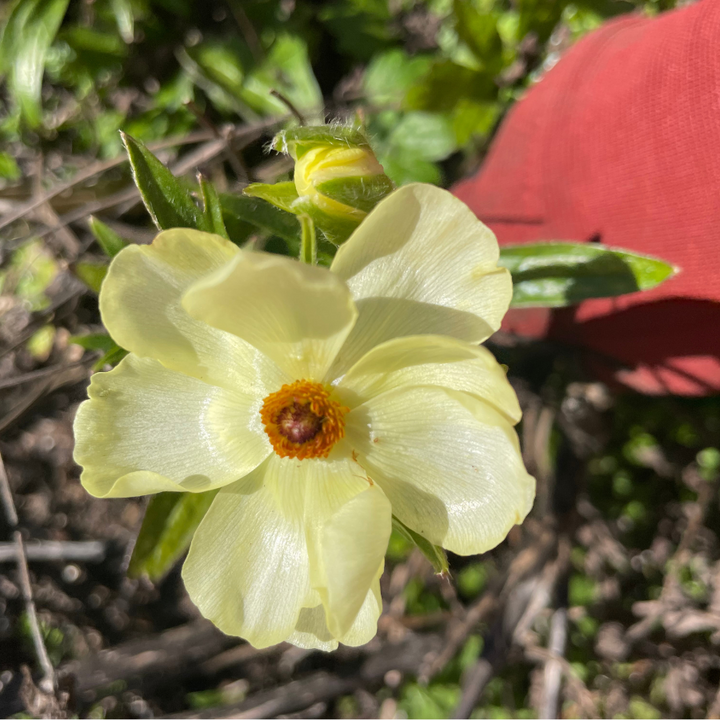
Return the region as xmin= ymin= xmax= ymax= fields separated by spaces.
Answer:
xmin=100 ymin=229 xmax=279 ymax=389
xmin=183 ymin=452 xmax=387 ymax=648
xmin=182 ymin=251 xmax=357 ymax=381
xmin=338 ymin=334 xmax=521 ymax=423
xmin=287 ymin=571 xmax=384 ymax=651
xmin=308 ymin=484 xmax=391 ymax=638
xmin=329 ymin=184 xmax=512 ymax=374
xmin=346 ymin=386 xmax=535 ymax=555
xmin=182 ymin=466 xmax=311 ymax=649
xmin=74 ymin=354 xmax=270 ymax=498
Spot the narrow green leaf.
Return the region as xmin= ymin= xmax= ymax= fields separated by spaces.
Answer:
xmin=500 ymin=242 xmax=678 ymax=308
xmin=222 ymin=191 xmax=300 ymax=242
xmin=94 ymin=344 xmax=128 ymax=370
xmin=73 ymin=261 xmax=107 ymax=294
xmin=0 ymin=0 xmax=70 ymax=127
xmin=0 ymin=151 xmax=21 ymax=180
xmin=69 ymin=332 xmax=117 ymax=353
xmin=88 ymin=216 xmax=128 ymax=257
xmin=110 ymin=0 xmax=134 ymax=43
xmin=128 ymin=490 xmax=218 ymax=581
xmin=121 ymin=132 xmax=210 ymax=232
xmin=69 ymin=333 xmax=127 ymax=369
xmin=392 ymin=515 xmax=449 ymax=576
xmin=198 ymin=175 xmax=229 ymax=240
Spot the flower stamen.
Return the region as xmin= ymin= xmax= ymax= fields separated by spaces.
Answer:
xmin=260 ymin=380 xmax=348 ymax=460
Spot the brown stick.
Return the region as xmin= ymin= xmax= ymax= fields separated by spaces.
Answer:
xmin=0 ymin=451 xmax=56 ymax=695
xmin=0 ymin=540 xmax=106 ymax=563
xmin=540 ymin=607 xmax=567 ymax=719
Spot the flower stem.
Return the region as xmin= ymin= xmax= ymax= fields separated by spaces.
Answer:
xmin=299 ymin=214 xmax=316 ymax=265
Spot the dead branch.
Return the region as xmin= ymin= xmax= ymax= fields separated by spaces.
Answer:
xmin=0 ymin=450 xmax=58 ymax=708
xmin=0 ymin=540 xmax=106 ymax=563
xmin=540 ymin=607 xmax=568 ymax=719
xmin=60 ymin=620 xmax=238 ymax=695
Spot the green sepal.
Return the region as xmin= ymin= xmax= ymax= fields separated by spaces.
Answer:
xmin=242 ymin=181 xmax=301 ymax=215
xmin=315 ymin=174 xmax=394 ymax=214
xmin=244 ymin=181 xmax=361 ymax=245
xmin=73 ymin=261 xmax=107 ymax=294
xmin=272 ymin=126 xmax=371 ymax=160
xmin=392 ymin=515 xmax=449 ymax=576
xmin=500 ymin=242 xmax=678 ymax=308
xmin=121 ymin=131 xmax=211 ymax=232
xmin=128 ymin=490 xmax=218 ymax=581
xmin=198 ymin=175 xmax=229 ymax=240
xmin=88 ymin=216 xmax=127 ymax=257
xmin=221 ymin=191 xmax=300 ymax=243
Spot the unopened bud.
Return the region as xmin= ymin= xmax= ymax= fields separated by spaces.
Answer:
xmin=245 ymin=126 xmax=394 ymax=244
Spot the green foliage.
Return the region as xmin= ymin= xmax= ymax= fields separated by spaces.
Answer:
xmin=88 ymin=216 xmax=128 ymax=257
xmin=122 ymin=132 xmax=210 ymax=232
xmin=74 ymin=260 xmax=108 ymax=294
xmin=0 ymin=0 xmax=70 ymax=127
xmin=221 ymin=191 xmax=301 ymax=245
xmin=499 ymin=242 xmax=677 ymax=308
xmin=128 ymin=490 xmax=219 ymax=580
xmin=392 ymin=514 xmax=449 ymax=575
xmin=199 ymin=174 xmax=229 ymax=239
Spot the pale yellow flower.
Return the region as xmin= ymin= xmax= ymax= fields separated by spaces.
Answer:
xmin=73 ymin=183 xmax=535 ymax=650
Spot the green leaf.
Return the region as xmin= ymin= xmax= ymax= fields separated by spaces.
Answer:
xmin=241 ymin=35 xmax=322 ymax=121
xmin=500 ymin=242 xmax=678 ymax=308
xmin=406 ymin=60 xmax=497 ymax=113
xmin=392 ymin=515 xmax=449 ymax=575
xmin=88 ymin=216 xmax=128 ymax=257
xmin=0 ymin=151 xmax=21 ymax=180
xmin=69 ymin=333 xmax=127 ymax=369
xmin=69 ymin=332 xmax=117 ymax=353
xmin=199 ymin=175 xmax=229 ymax=240
xmin=387 ymin=111 xmax=457 ymax=162
xmin=453 ymin=0 xmax=504 ymax=74
xmin=363 ymin=49 xmax=433 ymax=109
xmin=110 ymin=0 xmax=134 ymax=44
xmin=121 ymin=132 xmax=210 ymax=232
xmin=222 ymin=191 xmax=301 ymax=243
xmin=0 ymin=0 xmax=70 ymax=127
xmin=73 ymin=261 xmax=107 ymax=294
xmin=128 ymin=490 xmax=218 ymax=581
xmin=94 ymin=344 xmax=128 ymax=370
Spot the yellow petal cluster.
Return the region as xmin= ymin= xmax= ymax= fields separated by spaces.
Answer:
xmin=73 ymin=183 xmax=535 ymax=650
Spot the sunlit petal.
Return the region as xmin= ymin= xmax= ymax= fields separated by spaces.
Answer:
xmin=74 ymin=354 xmax=271 ymax=498
xmin=346 ymin=386 xmax=535 ymax=555
xmin=338 ymin=334 xmax=521 ymax=423
xmin=329 ymin=184 xmax=512 ymax=374
xmin=100 ymin=229 xmax=285 ymax=390
xmin=183 ymin=251 xmax=357 ymax=380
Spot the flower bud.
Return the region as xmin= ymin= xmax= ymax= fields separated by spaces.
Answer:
xmin=245 ymin=126 xmax=394 ymax=244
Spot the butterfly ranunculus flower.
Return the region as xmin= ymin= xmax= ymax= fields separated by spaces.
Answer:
xmin=73 ymin=183 xmax=535 ymax=650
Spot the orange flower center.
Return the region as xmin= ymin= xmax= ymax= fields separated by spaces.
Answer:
xmin=260 ymin=380 xmax=348 ymax=460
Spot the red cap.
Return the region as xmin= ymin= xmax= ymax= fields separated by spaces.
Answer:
xmin=453 ymin=1 xmax=720 ymax=395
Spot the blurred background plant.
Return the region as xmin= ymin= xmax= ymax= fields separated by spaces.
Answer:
xmin=3 ymin=1 xmax=719 ymax=719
